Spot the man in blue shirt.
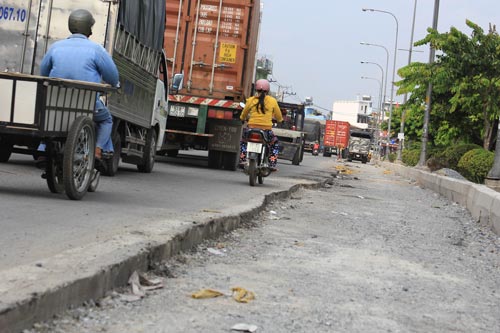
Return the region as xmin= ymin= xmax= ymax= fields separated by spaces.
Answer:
xmin=39 ymin=9 xmax=119 ymax=160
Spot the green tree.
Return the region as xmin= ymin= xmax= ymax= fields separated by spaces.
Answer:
xmin=396 ymin=20 xmax=500 ymax=150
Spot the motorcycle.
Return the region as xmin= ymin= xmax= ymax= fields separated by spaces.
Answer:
xmin=312 ymin=147 xmax=319 ymax=156
xmin=244 ymin=128 xmax=273 ymax=186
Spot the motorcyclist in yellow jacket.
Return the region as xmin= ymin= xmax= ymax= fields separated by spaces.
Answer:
xmin=239 ymin=79 xmax=283 ymax=171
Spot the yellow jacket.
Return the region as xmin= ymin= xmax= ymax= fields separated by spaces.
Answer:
xmin=240 ymin=95 xmax=283 ymax=130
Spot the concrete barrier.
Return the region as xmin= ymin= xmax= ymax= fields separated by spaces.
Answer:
xmin=383 ymin=162 xmax=500 ymax=236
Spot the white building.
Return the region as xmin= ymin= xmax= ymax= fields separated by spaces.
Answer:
xmin=331 ymin=95 xmax=373 ymax=129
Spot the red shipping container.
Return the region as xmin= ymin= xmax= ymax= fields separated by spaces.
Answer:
xmin=165 ymin=0 xmax=261 ymax=101
xmin=323 ymin=120 xmax=350 ymax=148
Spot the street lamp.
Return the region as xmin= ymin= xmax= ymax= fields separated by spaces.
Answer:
xmin=363 ymin=8 xmax=399 ymax=158
xmin=361 ymin=76 xmax=383 ymax=152
xmin=397 ymin=0 xmax=418 ymax=162
xmin=419 ymin=0 xmax=440 ymax=166
xmin=360 ymin=61 xmax=384 ymax=120
xmin=360 ymin=42 xmax=390 ymax=121
xmin=361 ymin=61 xmax=385 ymax=152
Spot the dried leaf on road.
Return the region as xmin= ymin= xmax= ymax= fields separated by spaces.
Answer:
xmin=191 ymin=289 xmax=225 ymax=299
xmin=231 ymin=287 xmax=255 ymax=303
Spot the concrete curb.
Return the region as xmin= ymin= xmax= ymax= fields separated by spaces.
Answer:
xmin=0 ymin=178 xmax=333 ymax=333
xmin=382 ymin=162 xmax=500 ymax=236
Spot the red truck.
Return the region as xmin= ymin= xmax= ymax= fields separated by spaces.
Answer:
xmin=160 ymin=0 xmax=261 ymax=170
xmin=322 ymin=120 xmax=350 ymax=157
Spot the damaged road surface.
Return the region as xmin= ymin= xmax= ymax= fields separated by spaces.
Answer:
xmin=27 ymin=164 xmax=500 ymax=333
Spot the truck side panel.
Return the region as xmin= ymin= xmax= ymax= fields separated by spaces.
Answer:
xmin=165 ymin=0 xmax=260 ymax=101
xmin=0 ymin=0 xmax=110 ymax=74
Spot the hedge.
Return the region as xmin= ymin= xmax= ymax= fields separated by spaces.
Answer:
xmin=457 ymin=148 xmax=494 ymax=183
xmin=438 ymin=143 xmax=482 ymax=170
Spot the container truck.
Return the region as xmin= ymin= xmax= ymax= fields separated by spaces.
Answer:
xmin=323 ymin=120 xmax=350 ymax=157
xmin=160 ymin=0 xmax=261 ymax=170
xmin=0 ymin=0 xmax=170 ymax=176
xmin=273 ymin=102 xmax=305 ymax=165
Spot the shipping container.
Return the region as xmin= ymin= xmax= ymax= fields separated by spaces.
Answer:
xmin=161 ymin=0 xmax=261 ymax=170
xmin=165 ymin=0 xmax=260 ymax=100
xmin=323 ymin=120 xmax=350 ymax=157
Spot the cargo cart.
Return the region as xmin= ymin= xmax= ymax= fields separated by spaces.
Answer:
xmin=0 ymin=72 xmax=114 ymax=200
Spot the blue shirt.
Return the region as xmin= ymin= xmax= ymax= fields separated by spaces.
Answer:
xmin=40 ymin=34 xmax=119 ymax=119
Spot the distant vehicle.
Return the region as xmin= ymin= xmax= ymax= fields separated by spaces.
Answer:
xmin=323 ymin=120 xmax=350 ymax=157
xmin=347 ymin=131 xmax=372 ymax=164
xmin=273 ymin=102 xmax=305 ymax=165
xmin=303 ymin=119 xmax=323 ymax=153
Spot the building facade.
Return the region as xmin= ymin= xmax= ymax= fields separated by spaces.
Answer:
xmin=331 ymin=95 xmax=373 ymax=130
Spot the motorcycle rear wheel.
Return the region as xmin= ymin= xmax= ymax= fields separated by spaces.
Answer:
xmin=248 ymin=159 xmax=257 ymax=186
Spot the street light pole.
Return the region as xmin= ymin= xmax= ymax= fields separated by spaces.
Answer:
xmin=361 ymin=76 xmax=383 ymax=152
xmin=397 ymin=0 xmax=418 ymax=162
xmin=360 ymin=42 xmax=390 ymax=122
xmin=419 ymin=0 xmax=440 ymax=166
xmin=363 ymin=8 xmax=399 ymax=159
xmin=361 ymin=61 xmax=384 ymax=137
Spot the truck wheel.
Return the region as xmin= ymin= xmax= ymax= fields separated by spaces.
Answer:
xmin=166 ymin=149 xmax=179 ymax=157
xmin=208 ymin=150 xmax=222 ymax=169
xmin=0 ymin=139 xmax=13 ymax=162
xmin=63 ymin=116 xmax=95 ymax=200
xmin=222 ymin=151 xmax=238 ymax=171
xmin=137 ymin=128 xmax=157 ymax=173
xmin=292 ymin=148 xmax=300 ymax=165
xmin=103 ymin=133 xmax=121 ymax=177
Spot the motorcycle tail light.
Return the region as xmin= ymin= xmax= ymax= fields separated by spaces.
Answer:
xmin=248 ymin=132 xmax=263 ymax=143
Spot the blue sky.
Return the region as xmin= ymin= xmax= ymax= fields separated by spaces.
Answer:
xmin=258 ymin=0 xmax=499 ymax=112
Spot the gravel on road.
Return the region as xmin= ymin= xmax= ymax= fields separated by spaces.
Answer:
xmin=27 ymin=163 xmax=500 ymax=333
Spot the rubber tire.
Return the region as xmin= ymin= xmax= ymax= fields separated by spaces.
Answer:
xmin=222 ymin=151 xmax=238 ymax=171
xmin=103 ymin=133 xmax=121 ymax=176
xmin=292 ymin=148 xmax=300 ymax=165
xmin=63 ymin=116 xmax=95 ymax=200
xmin=208 ymin=150 xmax=222 ymax=169
xmin=46 ymin=156 xmax=64 ymax=194
xmin=87 ymin=170 xmax=100 ymax=192
xmin=137 ymin=128 xmax=157 ymax=173
xmin=258 ymin=174 xmax=264 ymax=184
xmin=0 ymin=140 xmax=13 ymax=163
xmin=166 ymin=149 xmax=179 ymax=157
xmin=248 ymin=159 xmax=257 ymax=186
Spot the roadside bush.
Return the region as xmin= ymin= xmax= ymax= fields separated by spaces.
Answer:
xmin=439 ymin=143 xmax=482 ymax=170
xmin=402 ymin=149 xmax=420 ymax=166
xmin=457 ymin=148 xmax=494 ymax=183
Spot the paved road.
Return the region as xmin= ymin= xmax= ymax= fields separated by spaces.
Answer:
xmin=0 ymin=151 xmax=335 ymax=269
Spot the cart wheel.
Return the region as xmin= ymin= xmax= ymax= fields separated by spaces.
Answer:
xmin=137 ymin=128 xmax=157 ymax=173
xmin=87 ymin=170 xmax=100 ymax=193
xmin=63 ymin=116 xmax=96 ymax=200
xmin=0 ymin=139 xmax=13 ymax=163
xmin=46 ymin=156 xmax=64 ymax=193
